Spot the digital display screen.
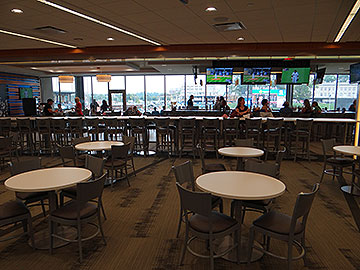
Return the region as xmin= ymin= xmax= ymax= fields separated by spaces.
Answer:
xmin=19 ymin=87 xmax=33 ymax=99
xmin=206 ymin=68 xmax=233 ymax=84
xmin=242 ymin=68 xmax=271 ymax=84
xmin=280 ymin=67 xmax=310 ymax=84
xmin=350 ymin=63 xmax=360 ymax=84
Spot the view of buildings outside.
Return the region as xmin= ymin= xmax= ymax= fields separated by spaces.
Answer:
xmin=52 ymin=74 xmax=358 ymax=113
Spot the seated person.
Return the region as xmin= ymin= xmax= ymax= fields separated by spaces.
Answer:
xmin=187 ymin=95 xmax=194 ymax=109
xmin=312 ymin=101 xmax=321 ymax=114
xmin=301 ymin=99 xmax=313 ymax=113
xmin=259 ymin=99 xmax=273 ymax=117
xmin=349 ymin=100 xmax=356 ymax=112
xmin=43 ymin=98 xmax=57 ymax=116
xmin=133 ymin=106 xmax=142 ymax=116
xmin=279 ymin=101 xmax=293 ymax=116
xmin=151 ymin=107 xmax=160 ymax=116
xmin=230 ymin=97 xmax=250 ymax=117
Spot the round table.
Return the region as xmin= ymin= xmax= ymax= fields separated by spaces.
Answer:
xmin=75 ymin=141 xmax=124 ymax=151
xmin=196 ymin=171 xmax=286 ymax=263
xmin=333 ymin=145 xmax=360 ymax=196
xmin=218 ymin=147 xmax=264 ymax=170
xmin=5 ymin=167 xmax=92 ymax=249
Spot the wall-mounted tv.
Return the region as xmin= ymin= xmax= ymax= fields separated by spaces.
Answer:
xmin=280 ymin=67 xmax=310 ymax=84
xmin=350 ymin=63 xmax=360 ymax=84
xmin=314 ymin=68 xmax=326 ymax=84
xmin=19 ymin=87 xmax=33 ymax=99
xmin=206 ymin=68 xmax=233 ymax=84
xmin=242 ymin=68 xmax=271 ymax=84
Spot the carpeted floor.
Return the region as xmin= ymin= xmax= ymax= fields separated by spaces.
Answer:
xmin=0 ymin=154 xmax=360 ymax=270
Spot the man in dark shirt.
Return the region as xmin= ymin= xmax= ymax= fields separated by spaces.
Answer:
xmin=279 ymin=101 xmax=293 ymax=116
xmin=43 ymin=98 xmax=56 ymax=116
xmin=187 ymin=95 xmax=194 ymax=109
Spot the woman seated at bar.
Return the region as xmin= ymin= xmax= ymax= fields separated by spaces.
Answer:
xmin=230 ymin=97 xmax=250 ymax=117
xmin=301 ymin=99 xmax=313 ymax=113
xmin=312 ymin=101 xmax=322 ymax=114
xmin=260 ymin=99 xmax=271 ymax=112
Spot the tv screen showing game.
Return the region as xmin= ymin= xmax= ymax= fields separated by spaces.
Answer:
xmin=350 ymin=63 xmax=360 ymax=84
xmin=242 ymin=68 xmax=271 ymax=84
xmin=19 ymin=87 xmax=33 ymax=99
xmin=206 ymin=68 xmax=233 ymax=84
xmin=280 ymin=67 xmax=310 ymax=84
xmin=314 ymin=68 xmax=326 ymax=84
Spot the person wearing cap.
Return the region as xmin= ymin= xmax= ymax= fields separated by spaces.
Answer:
xmin=43 ymin=98 xmax=57 ymax=116
xmin=75 ymin=97 xmax=84 ymax=116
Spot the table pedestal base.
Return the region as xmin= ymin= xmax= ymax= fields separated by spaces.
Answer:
xmin=29 ymin=226 xmax=77 ymax=250
xmin=215 ymin=235 xmax=263 ymax=263
xmin=341 ymin=185 xmax=360 ymax=196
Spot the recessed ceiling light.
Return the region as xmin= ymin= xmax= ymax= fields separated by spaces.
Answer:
xmin=107 ymin=37 xmax=114 ymax=41
xmin=37 ymin=0 xmax=161 ymax=46
xmin=206 ymin=7 xmax=217 ymax=12
xmin=0 ymin=29 xmax=76 ymax=48
xmin=237 ymin=37 xmax=245 ymax=41
xmin=334 ymin=0 xmax=360 ymax=42
xmin=11 ymin=8 xmax=23 ymax=14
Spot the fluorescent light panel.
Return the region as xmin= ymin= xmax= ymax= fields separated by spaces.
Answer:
xmin=334 ymin=0 xmax=360 ymax=42
xmin=0 ymin=29 xmax=76 ymax=48
xmin=37 ymin=0 xmax=161 ymax=46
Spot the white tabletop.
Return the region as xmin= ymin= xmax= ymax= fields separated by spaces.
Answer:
xmin=196 ymin=171 xmax=286 ymax=200
xmin=75 ymin=141 xmax=124 ymax=151
xmin=218 ymin=147 xmax=264 ymax=158
xmin=5 ymin=167 xmax=92 ymax=192
xmin=333 ymin=145 xmax=360 ymax=156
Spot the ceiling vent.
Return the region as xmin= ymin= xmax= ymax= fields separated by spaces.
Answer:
xmin=34 ymin=26 xmax=67 ymax=35
xmin=213 ymin=22 xmax=246 ymax=31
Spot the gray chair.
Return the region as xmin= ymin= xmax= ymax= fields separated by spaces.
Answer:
xmin=36 ymin=118 xmax=53 ymax=155
xmin=0 ymin=200 xmax=34 ymax=246
xmin=289 ymin=119 xmax=313 ymax=161
xmin=155 ymin=117 xmax=172 ymax=156
xmin=275 ymin=146 xmax=287 ymax=178
xmin=320 ymin=139 xmax=353 ymax=183
xmin=176 ymin=183 xmax=240 ymax=270
xmin=248 ymin=183 xmax=320 ymax=270
xmin=72 ymin=136 xmax=91 ymax=165
xmin=0 ymin=137 xmax=16 ymax=168
xmin=234 ymin=138 xmax=254 ymax=147
xmin=263 ymin=118 xmax=284 ymax=160
xmin=223 ymin=118 xmax=239 ymax=146
xmin=197 ymin=144 xmax=226 ymax=174
xmin=201 ymin=118 xmax=220 ymax=158
xmin=123 ymin=136 xmax=136 ymax=176
xmin=245 ymin=118 xmax=262 ymax=147
xmin=49 ymin=174 xmax=107 ymax=263
xmin=104 ymin=143 xmax=131 ymax=188
xmin=179 ymin=118 xmax=196 ymax=159
xmin=51 ymin=118 xmax=68 ymax=146
xmin=172 ymin=160 xmax=223 ymax=237
xmin=60 ymin=155 xmax=107 ymax=220
xmin=58 ymin=145 xmax=77 ymax=167
xmin=9 ymin=158 xmax=48 ymax=216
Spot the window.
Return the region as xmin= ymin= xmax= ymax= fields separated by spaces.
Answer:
xmin=314 ymin=75 xmax=336 ymax=110
xmin=292 ymin=74 xmax=315 ymax=109
xmin=145 ymin=75 xmax=164 ymax=112
xmin=185 ymin=75 xmax=206 ymax=109
xmin=92 ymin=77 xmax=109 ymax=110
xmin=207 ymin=84 xmax=227 ymax=109
xmin=109 ymin=76 xmax=125 ymax=90
xmin=249 ymin=84 xmax=270 ymax=109
xmin=270 ymin=75 xmax=286 ymax=110
xmin=337 ymin=75 xmax=358 ymax=110
xmin=51 ymin=77 xmax=75 ymax=110
xmin=165 ymin=75 xmax=185 ymax=110
xmin=227 ymin=74 xmax=247 ymax=109
xmin=126 ymin=76 xmax=145 ymax=112
xmin=83 ymin=77 xmax=92 ymax=110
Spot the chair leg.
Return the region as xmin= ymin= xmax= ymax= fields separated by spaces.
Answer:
xmin=77 ymin=222 xmax=83 ymax=263
xmin=131 ymin=157 xmax=136 ymax=176
xmin=176 ymin=208 xmax=183 ymax=238
xmin=287 ymin=239 xmax=293 ymax=270
xmin=247 ymin=226 xmax=255 ymax=264
xmin=209 ymin=236 xmax=214 ymax=270
xmin=49 ymin=219 xmax=54 ymax=255
xmin=27 ymin=214 xmax=35 ymax=249
xmin=41 ymin=200 xmax=46 ymax=217
xmin=98 ymin=211 xmax=107 ymax=245
xmin=219 ymin=200 xmax=223 ymax=213
xmin=320 ymin=163 xmax=326 ymax=183
xmin=179 ymin=224 xmax=188 ymax=265
xmin=100 ymin=198 xmax=107 ymax=220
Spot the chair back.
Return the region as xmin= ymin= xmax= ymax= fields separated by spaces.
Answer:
xmin=59 ymin=145 xmax=76 ymax=166
xmin=0 ymin=118 xmax=12 ymax=135
xmin=275 ymin=146 xmax=286 ymax=166
xmin=155 ymin=118 xmax=170 ymax=129
xmin=10 ymin=157 xmax=41 ymax=176
xmin=85 ymin=155 xmax=105 ymax=178
xmin=68 ymin=118 xmax=83 ymax=131
xmin=51 ymin=118 xmax=66 ymax=130
xmin=296 ymin=119 xmax=313 ymax=131
xmin=72 ymin=136 xmax=91 ymax=146
xmin=320 ymin=138 xmax=336 ymax=157
xmin=76 ymin=174 xmax=106 ymax=203
xmin=85 ymin=117 xmax=99 ymax=128
xmin=290 ymin=183 xmax=319 ymax=235
xmin=244 ymin=159 xmax=278 ymax=178
xmin=196 ymin=144 xmax=206 ymax=170
xmin=17 ymin=118 xmax=32 ymax=131
xmin=36 ymin=118 xmax=51 ymax=131
xmin=245 ymin=118 xmax=261 ymax=130
xmin=111 ymin=143 xmax=130 ymax=160
xmin=0 ymin=137 xmax=12 ymax=151
xmin=202 ymin=118 xmax=220 ymax=129
xmin=172 ymin=160 xmax=195 ymax=191
xmin=129 ymin=118 xmax=145 ymax=128
xmin=234 ymin=138 xmax=254 ymax=147
xmin=104 ymin=117 xmax=118 ymax=127
xmin=267 ymin=118 xmax=284 ymax=129
xmin=122 ymin=136 xmax=135 ymax=153
xmin=176 ymin=182 xmax=212 ymax=218
xmin=179 ymin=118 xmax=196 ymax=129
xmin=223 ymin=118 xmax=239 ymax=129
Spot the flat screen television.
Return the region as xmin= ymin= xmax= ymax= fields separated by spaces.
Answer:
xmin=280 ymin=67 xmax=310 ymax=84
xmin=19 ymin=87 xmax=33 ymax=99
xmin=350 ymin=62 xmax=360 ymax=84
xmin=206 ymin=68 xmax=233 ymax=84
xmin=314 ymin=68 xmax=326 ymax=84
xmin=242 ymin=68 xmax=271 ymax=84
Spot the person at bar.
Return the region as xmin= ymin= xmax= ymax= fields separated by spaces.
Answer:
xmin=312 ymin=101 xmax=322 ymax=114
xmin=187 ymin=95 xmax=194 ymax=109
xmin=279 ymin=101 xmax=293 ymax=116
xmin=230 ymin=97 xmax=250 ymax=117
xmin=301 ymin=99 xmax=312 ymax=113
xmin=43 ymin=98 xmax=57 ymax=116
xmin=100 ymin=100 xmax=109 ymax=113
xmin=75 ymin=97 xmax=83 ymax=116
xmin=259 ymin=99 xmax=271 ymax=112
xmin=349 ymin=100 xmax=356 ymax=112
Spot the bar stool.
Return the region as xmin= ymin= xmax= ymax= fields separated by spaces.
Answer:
xmin=263 ymin=118 xmax=283 ymax=160
xmin=154 ymin=117 xmax=172 ymax=156
xmin=0 ymin=118 xmax=12 ymax=137
xmin=17 ymin=118 xmax=35 ymax=155
xmin=104 ymin=117 xmax=120 ymax=141
xmin=68 ymin=118 xmax=85 ymax=138
xmin=289 ymin=119 xmax=313 ymax=161
xmin=179 ymin=118 xmax=196 ymax=158
xmin=245 ymin=118 xmax=262 ymax=148
xmin=128 ymin=118 xmax=148 ymax=156
xmin=201 ymin=118 xmax=220 ymax=158
xmin=36 ymin=118 xmax=53 ymax=155
xmin=223 ymin=118 xmax=240 ymax=147
xmin=51 ymin=118 xmax=68 ymax=146
xmin=85 ymin=117 xmax=101 ymax=141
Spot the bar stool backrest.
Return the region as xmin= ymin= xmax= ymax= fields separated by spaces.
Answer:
xmin=36 ymin=118 xmax=51 ymax=131
xmin=72 ymin=136 xmax=91 ymax=146
xmin=202 ymin=118 xmax=220 ymax=129
xmin=179 ymin=118 xmax=196 ymax=129
xmin=129 ymin=118 xmax=145 ymax=128
xmin=155 ymin=118 xmax=170 ymax=128
xmin=85 ymin=117 xmax=99 ymax=127
xmin=172 ymin=160 xmax=195 ymax=191
xmin=17 ymin=118 xmax=31 ymax=130
xmin=245 ymin=118 xmax=261 ymax=130
xmin=320 ymin=138 xmax=336 ymax=157
xmin=234 ymin=138 xmax=254 ymax=147
xmin=244 ymin=159 xmax=278 ymax=178
xmin=223 ymin=118 xmax=239 ymax=129
xmin=296 ymin=119 xmax=313 ymax=131
xmin=10 ymin=157 xmax=41 ymax=176
xmin=51 ymin=118 xmax=66 ymax=130
xmin=0 ymin=118 xmax=12 ymax=134
xmin=267 ymin=118 xmax=284 ymax=129
xmin=68 ymin=118 xmax=83 ymax=129
xmin=104 ymin=117 xmax=117 ymax=127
